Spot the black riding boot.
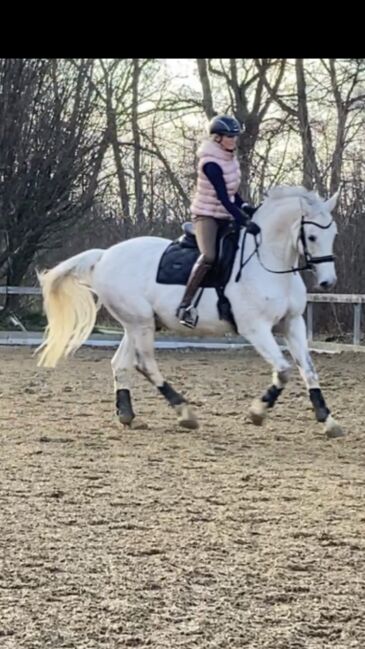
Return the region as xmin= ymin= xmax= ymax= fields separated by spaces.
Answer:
xmin=176 ymin=255 xmax=213 ymax=328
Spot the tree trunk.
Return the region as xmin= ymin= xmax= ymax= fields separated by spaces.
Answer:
xmin=131 ymin=59 xmax=145 ymax=225
xmin=295 ymin=59 xmax=326 ymax=193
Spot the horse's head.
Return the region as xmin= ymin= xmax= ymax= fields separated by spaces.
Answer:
xmin=260 ymin=186 xmax=339 ymax=287
xmin=293 ymin=190 xmax=339 ymax=289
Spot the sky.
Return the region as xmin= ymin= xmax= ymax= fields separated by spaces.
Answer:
xmin=161 ymin=59 xmax=201 ymax=91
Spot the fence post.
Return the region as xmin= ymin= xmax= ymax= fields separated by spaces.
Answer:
xmin=354 ymin=303 xmax=362 ymax=345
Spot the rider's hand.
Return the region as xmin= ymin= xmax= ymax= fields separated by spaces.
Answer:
xmin=241 ymin=203 xmax=257 ymax=218
xmin=246 ymin=221 xmax=261 ymax=236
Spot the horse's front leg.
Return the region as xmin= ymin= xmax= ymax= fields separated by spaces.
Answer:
xmin=239 ymin=323 xmax=292 ymax=425
xmin=284 ymin=314 xmax=344 ymax=438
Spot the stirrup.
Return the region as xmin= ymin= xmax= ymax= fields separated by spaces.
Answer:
xmin=177 ymin=305 xmax=199 ymax=329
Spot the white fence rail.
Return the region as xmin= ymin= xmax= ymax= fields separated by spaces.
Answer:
xmin=0 ymin=287 xmax=41 ymax=295
xmin=0 ymin=286 xmax=364 ymax=347
xmin=306 ymin=294 xmax=365 ymax=345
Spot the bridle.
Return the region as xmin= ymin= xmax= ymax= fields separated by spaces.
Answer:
xmin=235 ymin=210 xmax=335 ymax=282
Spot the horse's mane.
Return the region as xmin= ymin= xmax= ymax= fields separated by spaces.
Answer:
xmin=265 ymin=185 xmax=324 ymax=209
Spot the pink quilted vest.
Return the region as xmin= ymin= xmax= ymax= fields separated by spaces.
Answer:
xmin=191 ymin=139 xmax=241 ymax=219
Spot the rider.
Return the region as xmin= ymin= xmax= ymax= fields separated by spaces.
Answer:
xmin=176 ymin=114 xmax=261 ymax=328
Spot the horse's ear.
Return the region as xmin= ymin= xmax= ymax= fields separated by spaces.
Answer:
xmin=324 ymin=190 xmax=340 ymax=212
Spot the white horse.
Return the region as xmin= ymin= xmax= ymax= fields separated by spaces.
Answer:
xmin=36 ymin=185 xmax=344 ymax=438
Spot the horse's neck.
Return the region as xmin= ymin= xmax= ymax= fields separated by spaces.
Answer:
xmin=254 ymin=201 xmax=299 ymax=270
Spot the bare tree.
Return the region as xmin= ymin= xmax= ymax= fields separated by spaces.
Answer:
xmin=0 ymin=58 xmax=106 ymax=301
xmin=256 ymin=58 xmax=365 ymax=195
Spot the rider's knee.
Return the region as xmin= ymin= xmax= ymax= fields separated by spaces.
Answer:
xmin=199 ymin=253 xmax=215 ymax=266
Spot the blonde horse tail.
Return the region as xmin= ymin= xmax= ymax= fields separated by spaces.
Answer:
xmin=36 ymin=249 xmax=104 ymax=368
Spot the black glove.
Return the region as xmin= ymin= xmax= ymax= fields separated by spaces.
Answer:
xmin=241 ymin=203 xmax=257 ymax=218
xmin=246 ymin=221 xmax=261 ymax=236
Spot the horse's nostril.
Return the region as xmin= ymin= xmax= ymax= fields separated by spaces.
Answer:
xmin=320 ymin=281 xmax=330 ymax=289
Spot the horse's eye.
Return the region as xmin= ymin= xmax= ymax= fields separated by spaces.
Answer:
xmin=308 ymin=235 xmax=317 ymax=242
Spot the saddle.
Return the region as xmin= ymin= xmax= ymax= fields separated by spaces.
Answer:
xmin=156 ymin=220 xmax=240 ymax=329
xmin=157 ymin=220 xmax=239 ymax=288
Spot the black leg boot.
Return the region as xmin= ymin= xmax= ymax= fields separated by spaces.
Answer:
xmin=176 ymin=255 xmax=213 ymax=328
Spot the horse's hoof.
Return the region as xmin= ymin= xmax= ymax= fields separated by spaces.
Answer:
xmin=179 ymin=417 xmax=199 ymax=430
xmin=248 ymin=399 xmax=267 ymax=426
xmin=176 ymin=404 xmax=199 ymax=430
xmin=325 ymin=415 xmax=345 ymax=439
xmin=118 ymin=412 xmax=135 ymax=427
xmin=116 ymin=390 xmax=135 ymax=427
xmin=249 ymin=412 xmax=265 ymax=426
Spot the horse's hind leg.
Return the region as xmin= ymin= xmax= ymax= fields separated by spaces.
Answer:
xmin=239 ymin=324 xmax=292 ymax=425
xmin=284 ymin=315 xmax=344 ymax=438
xmin=112 ymin=330 xmax=136 ymax=426
xmin=132 ymin=323 xmax=199 ymax=430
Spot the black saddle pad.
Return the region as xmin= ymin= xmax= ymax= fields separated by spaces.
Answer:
xmin=156 ymin=221 xmax=240 ymax=288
